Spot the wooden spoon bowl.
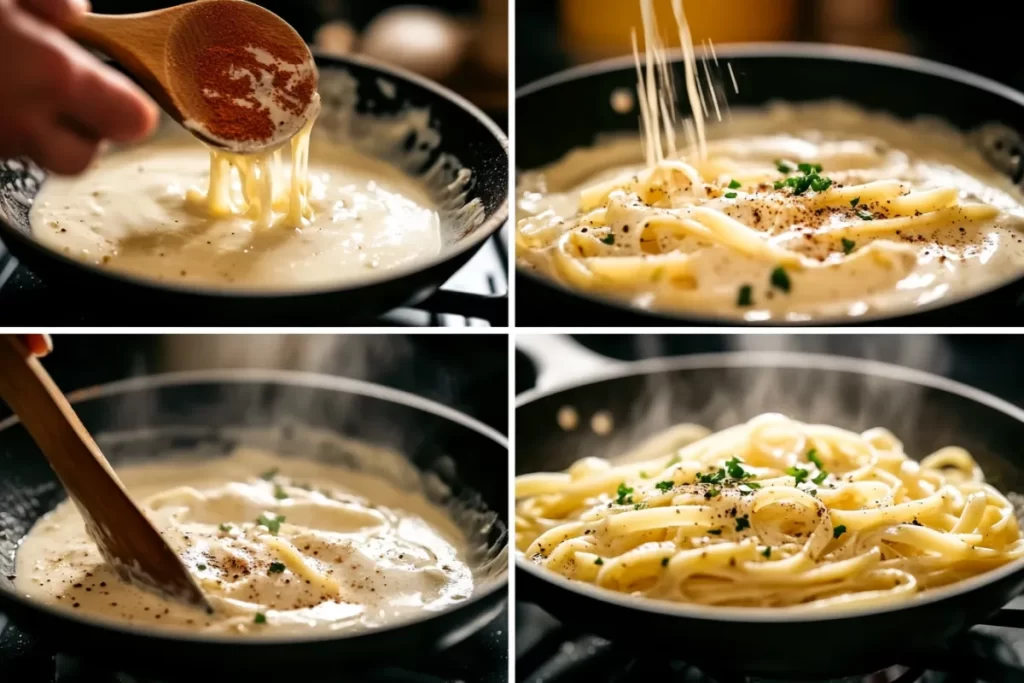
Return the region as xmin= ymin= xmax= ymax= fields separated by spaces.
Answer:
xmin=67 ymin=1 xmax=318 ymax=153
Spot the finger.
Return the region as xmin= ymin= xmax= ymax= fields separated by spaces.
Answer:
xmin=62 ymin=48 xmax=160 ymax=143
xmin=28 ymin=117 xmax=101 ymax=175
xmin=18 ymin=0 xmax=89 ymax=24
xmin=18 ymin=334 xmax=53 ymax=357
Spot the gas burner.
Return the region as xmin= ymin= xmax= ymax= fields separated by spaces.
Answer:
xmin=0 ymin=227 xmax=508 ymax=328
xmin=0 ymin=608 xmax=508 ymax=683
xmin=516 ymin=605 xmax=1024 ymax=683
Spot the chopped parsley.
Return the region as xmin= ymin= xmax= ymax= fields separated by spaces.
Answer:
xmin=600 ymin=234 xmax=615 ymax=245
xmin=594 ymin=557 xmax=604 ymax=565
xmin=737 ymin=284 xmax=753 ymax=307
xmin=655 ymin=481 xmax=675 ymax=493
xmin=807 ymin=449 xmax=823 ymax=469
xmin=254 ymin=613 xmax=267 ymax=624
xmin=798 ymin=162 xmax=823 ymax=174
xmin=770 ymin=266 xmax=791 ymax=293
xmin=728 ymin=179 xmax=742 ymax=189
xmin=735 ymin=515 xmax=751 ymax=532
xmin=850 ymin=196 xmax=860 ymax=208
xmin=762 ymin=547 xmax=772 ymax=558
xmin=704 ymin=487 xmax=721 ymax=499
xmin=744 ymin=482 xmax=762 ymax=490
xmin=696 ymin=469 xmax=726 ymax=485
xmin=259 ymin=468 xmax=279 ymax=481
xmin=812 ymin=471 xmax=828 ymax=485
xmin=668 ymin=455 xmax=681 ymax=466
xmin=857 ymin=210 xmax=874 ymax=221
xmin=725 ymin=457 xmax=753 ymax=480
xmin=256 ymin=513 xmax=285 ymax=535
xmin=775 ymin=160 xmax=792 ymax=174
xmin=786 ymin=466 xmax=809 ymax=484
xmin=616 ymin=482 xmax=634 ymax=505
xmin=725 ymin=192 xmax=738 ymax=199
xmin=633 ymin=503 xmax=647 ymax=510
xmin=268 ymin=562 xmax=286 ymax=574
xmin=661 ymin=557 xmax=670 ymax=567
xmin=841 ymin=237 xmax=856 ymax=255
xmin=273 ymin=484 xmax=288 ymax=500
xmin=196 ymin=563 xmax=207 ymax=571
xmin=639 ymin=471 xmax=649 ymax=479
xmin=833 ymin=525 xmax=848 ymax=539
xmin=707 ymin=528 xmax=723 ymax=535
xmin=218 ymin=523 xmax=232 ymax=532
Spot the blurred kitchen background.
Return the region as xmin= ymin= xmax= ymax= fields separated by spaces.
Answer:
xmin=1 ymin=335 xmax=508 ymax=434
xmin=89 ymin=0 xmax=509 ymax=128
xmin=516 ymin=0 xmax=1015 ymax=93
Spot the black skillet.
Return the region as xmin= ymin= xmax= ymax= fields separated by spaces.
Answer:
xmin=515 ymin=345 xmax=1024 ymax=678
xmin=0 ymin=53 xmax=509 ymax=326
xmin=0 ymin=370 xmax=508 ymax=679
xmin=516 ymin=43 xmax=1024 ymax=327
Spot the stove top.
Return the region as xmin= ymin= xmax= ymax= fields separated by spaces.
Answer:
xmin=0 ymin=227 xmax=508 ymax=327
xmin=0 ymin=607 xmax=508 ymax=683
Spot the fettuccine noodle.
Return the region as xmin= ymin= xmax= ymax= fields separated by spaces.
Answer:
xmin=515 ymin=413 xmax=1024 ymax=610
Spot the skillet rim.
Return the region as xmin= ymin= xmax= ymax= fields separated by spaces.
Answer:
xmin=514 ymin=42 xmax=1024 ymax=326
xmin=0 ymin=51 xmax=509 ymax=300
xmin=515 ymin=349 xmax=1024 ymax=623
xmin=0 ymin=368 xmax=509 ymax=647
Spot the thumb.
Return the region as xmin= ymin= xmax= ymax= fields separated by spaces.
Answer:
xmin=18 ymin=0 xmax=90 ymax=24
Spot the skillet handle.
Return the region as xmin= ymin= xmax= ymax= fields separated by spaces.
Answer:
xmin=516 ymin=335 xmax=622 ymax=391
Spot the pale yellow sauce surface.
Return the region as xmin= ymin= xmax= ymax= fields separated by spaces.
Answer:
xmin=15 ymin=449 xmax=472 ymax=636
xmin=517 ymin=102 xmax=1024 ymax=321
xmin=30 ymin=133 xmax=442 ymax=290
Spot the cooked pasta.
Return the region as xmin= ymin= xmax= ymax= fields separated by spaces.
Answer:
xmin=516 ymin=413 xmax=1024 ymax=610
xmin=516 ymin=0 xmax=1024 ymax=321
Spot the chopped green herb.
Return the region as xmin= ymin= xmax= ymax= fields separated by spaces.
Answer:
xmin=808 ymin=489 xmax=817 ymax=497
xmin=857 ymin=210 xmax=874 ymax=221
xmin=615 ymin=482 xmax=634 ymax=505
xmin=737 ymin=284 xmax=753 ymax=307
xmin=268 ymin=562 xmax=286 ymax=574
xmin=633 ymin=503 xmax=647 ymax=510
xmin=600 ymin=234 xmax=615 ymax=245
xmin=841 ymin=237 xmax=856 ymax=255
xmin=770 ymin=266 xmax=791 ymax=293
xmin=807 ymin=449 xmax=823 ymax=469
xmin=667 ymin=455 xmax=681 ymax=466
xmin=273 ymin=484 xmax=288 ymax=500
xmin=708 ymin=528 xmax=723 ymax=535
xmin=705 ymin=487 xmax=721 ymax=499
xmin=256 ymin=513 xmax=285 ymax=535
xmin=773 ymin=180 xmax=785 ymax=190
xmin=218 ymin=523 xmax=232 ymax=532
xmin=661 ymin=557 xmax=670 ymax=567
xmin=696 ymin=469 xmax=726 ymax=484
xmin=594 ymin=557 xmax=604 ymax=565
xmin=197 ymin=563 xmax=207 ymax=571
xmin=762 ymin=547 xmax=772 ymax=558
xmin=724 ymin=192 xmax=738 ymax=199
xmin=775 ymin=160 xmax=792 ymax=174
xmin=655 ymin=481 xmax=675 ymax=493
xmin=254 ymin=613 xmax=267 ymax=624
xmin=744 ymin=482 xmax=762 ymax=490
xmin=850 ymin=196 xmax=860 ymax=208
xmin=639 ymin=471 xmax=648 ymax=479
xmin=728 ymin=179 xmax=742 ymax=189
xmin=735 ymin=515 xmax=751 ymax=532
xmin=809 ymin=175 xmax=832 ymax=193
xmin=725 ymin=456 xmax=753 ymax=480
xmin=812 ymin=471 xmax=828 ymax=485
xmin=259 ymin=468 xmax=279 ymax=481
xmin=786 ymin=466 xmax=809 ymax=484
xmin=798 ymin=162 xmax=823 ymax=174
xmin=833 ymin=525 xmax=847 ymax=539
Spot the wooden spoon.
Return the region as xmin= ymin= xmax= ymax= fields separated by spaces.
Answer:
xmin=0 ymin=336 xmax=210 ymax=612
xmin=65 ymin=0 xmax=318 ymax=154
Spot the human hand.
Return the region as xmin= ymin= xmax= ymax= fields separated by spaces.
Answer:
xmin=0 ymin=0 xmax=158 ymax=175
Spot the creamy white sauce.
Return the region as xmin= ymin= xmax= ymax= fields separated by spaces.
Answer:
xmin=517 ymin=101 xmax=1024 ymax=321
xmin=15 ymin=449 xmax=472 ymax=636
xmin=30 ymin=130 xmax=442 ymax=290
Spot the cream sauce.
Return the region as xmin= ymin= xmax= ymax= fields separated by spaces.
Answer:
xmin=15 ymin=449 xmax=472 ymax=636
xmin=30 ymin=131 xmax=442 ymax=290
xmin=516 ymin=101 xmax=1024 ymax=321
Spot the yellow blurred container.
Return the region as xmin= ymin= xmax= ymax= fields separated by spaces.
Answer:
xmin=560 ymin=0 xmax=800 ymax=63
